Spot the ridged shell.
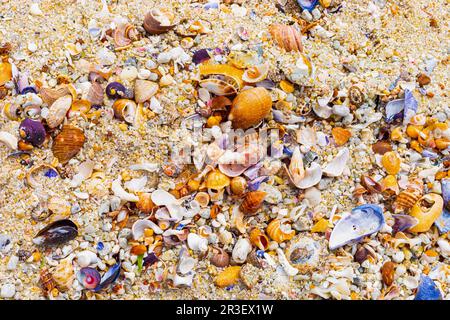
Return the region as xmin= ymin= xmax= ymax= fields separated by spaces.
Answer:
xmin=240 ymin=191 xmax=266 ymax=215
xmin=210 ymin=247 xmax=230 ymax=268
xmin=242 ymin=63 xmax=269 ymax=83
xmin=199 ymin=64 xmax=244 ymax=89
xmin=228 ymin=87 xmax=272 ymax=129
xmin=215 ymin=266 xmax=241 ymax=288
xmin=266 ymin=219 xmax=295 ymax=243
xmin=409 ymin=193 xmax=443 ymax=233
xmin=53 ymin=258 xmax=75 ymax=291
xmin=143 ymin=9 xmax=176 ymax=35
xmin=393 ymin=188 xmax=422 ymax=213
xmin=134 ymin=80 xmax=158 ymax=103
xmin=136 ymin=192 xmax=155 ymax=214
xmin=268 ymin=24 xmax=303 ymax=52
xmin=52 ymin=125 xmax=86 ymax=164
xmin=205 ymin=170 xmax=230 ymax=190
xmin=47 ymin=95 xmax=72 ymax=128
xmin=199 ymin=78 xmax=239 ymax=96
xmin=249 ymin=229 xmax=269 ymax=250
xmin=40 ymin=86 xmax=72 ymax=106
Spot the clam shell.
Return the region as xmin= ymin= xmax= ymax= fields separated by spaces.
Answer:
xmin=47 ymin=95 xmax=72 ymax=128
xmin=134 ymin=80 xmax=158 ymax=103
xmin=143 ymin=9 xmax=176 ymax=35
xmin=329 ymin=204 xmax=384 ymax=250
xmin=269 ymin=24 xmax=303 ymax=52
xmin=228 ymin=87 xmax=272 ymax=129
xmin=414 ymin=275 xmax=442 ymax=300
xmin=33 ymin=219 xmax=78 ymax=247
xmin=151 ymin=189 xmax=177 ymax=206
xmin=40 ymin=86 xmax=72 ymax=106
xmin=289 ymin=162 xmax=322 ymax=189
xmin=94 ymin=262 xmax=121 ymax=292
xmin=132 ymin=219 xmax=163 ymax=240
xmin=323 ymin=147 xmax=349 ymax=177
xmin=77 ymin=267 xmax=101 ymax=290
xmin=52 ymin=125 xmax=86 ymax=164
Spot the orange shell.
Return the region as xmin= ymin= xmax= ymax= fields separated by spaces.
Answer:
xmin=240 ymin=191 xmax=266 ymax=215
xmin=381 ymin=151 xmax=401 ymax=175
xmin=249 ymin=228 xmax=269 ymax=250
xmin=393 ymin=188 xmax=422 ymax=213
xmin=199 ymin=64 xmax=244 ymax=89
xmin=332 ymin=127 xmax=352 ymax=146
xmin=0 ymin=61 xmax=12 ymax=86
xmin=52 ymin=125 xmax=86 ymax=164
xmin=130 ymin=244 xmax=147 ymax=255
xmin=409 ymin=193 xmax=443 ymax=233
xmin=136 ymin=193 xmax=155 ymax=214
xmin=230 ymin=176 xmax=247 ymax=196
xmin=381 ymin=175 xmax=400 ymax=197
xmin=228 ymin=87 xmax=272 ymax=129
xmin=268 ymin=24 xmax=303 ymax=52
xmin=205 ymin=170 xmax=230 ymax=190
xmin=215 ymin=266 xmax=241 ymax=288
xmin=266 ymin=219 xmax=295 ymax=243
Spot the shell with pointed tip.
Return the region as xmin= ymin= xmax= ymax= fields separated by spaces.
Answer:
xmin=414 ymin=275 xmax=442 ymax=300
xmin=77 ymin=267 xmax=101 ymax=290
xmin=112 ymin=99 xmax=137 ymax=123
xmin=229 ymin=87 xmax=272 ymax=129
xmin=323 ymin=147 xmax=349 ymax=177
xmin=242 ymin=63 xmax=269 ymax=83
xmin=33 ymin=219 xmax=78 ymax=247
xmin=287 ymin=146 xmax=305 ymax=186
xmin=47 ymin=95 xmax=72 ymax=128
xmin=240 ymin=191 xmax=266 ymax=215
xmin=408 ymin=193 xmax=443 ymax=233
xmin=134 ymin=80 xmax=158 ymax=103
xmin=94 ymin=262 xmax=121 ymax=292
xmin=266 ymin=219 xmax=295 ymax=243
xmin=329 ymin=204 xmax=384 ymax=250
xmin=19 ymin=118 xmax=46 ymax=146
xmin=52 ymin=125 xmax=86 ymax=163
xmin=269 ymin=24 xmax=303 ymax=52
xmin=249 ymin=229 xmax=269 ymax=251
xmin=143 ymin=9 xmax=176 ymax=35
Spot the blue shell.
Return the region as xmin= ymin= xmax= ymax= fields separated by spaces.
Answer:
xmin=392 ymin=214 xmax=418 ymax=234
xmin=434 ymin=209 xmax=450 ymax=234
xmin=403 ymin=89 xmax=418 ymax=124
xmin=385 ymin=99 xmax=404 ymax=123
xmin=329 ymin=204 xmax=384 ymax=250
xmin=414 ymin=275 xmax=442 ymax=300
xmin=94 ymin=262 xmax=121 ymax=292
xmin=297 ymin=0 xmax=318 ymax=11
xmin=441 ymin=178 xmax=450 ymax=206
xmin=33 ymin=219 xmax=78 ymax=247
xmin=248 ymin=176 xmax=269 ymax=191
xmin=77 ymin=267 xmax=101 ymax=290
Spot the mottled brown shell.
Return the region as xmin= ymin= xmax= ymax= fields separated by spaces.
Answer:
xmin=52 ymin=125 xmax=86 ymax=164
xmin=240 ymin=191 xmax=266 ymax=215
xmin=143 ymin=10 xmax=176 ymax=35
xmin=228 ymin=87 xmax=272 ymax=129
xmin=268 ymin=24 xmax=303 ymax=52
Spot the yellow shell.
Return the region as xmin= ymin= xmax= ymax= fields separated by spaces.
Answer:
xmin=52 ymin=259 xmax=74 ymax=291
xmin=268 ymin=24 xmax=303 ymax=52
xmin=205 ymin=170 xmax=230 ymax=190
xmin=48 ymin=197 xmax=71 ymax=222
xmin=381 ymin=175 xmax=399 ymax=197
xmin=230 ymin=176 xmax=247 ymax=196
xmin=266 ymin=219 xmax=295 ymax=243
xmin=215 ymin=266 xmax=241 ymax=288
xmin=199 ymin=64 xmax=244 ymax=89
xmin=381 ymin=151 xmax=401 ymax=175
xmin=393 ymin=188 xmax=422 ymax=213
xmin=228 ymin=87 xmax=272 ymax=129
xmin=409 ymin=193 xmax=443 ymax=233
xmin=332 ymin=127 xmax=352 ymax=146
xmin=249 ymin=228 xmax=269 ymax=250
xmin=136 ymin=193 xmax=155 ymax=214
xmin=0 ymin=61 xmax=12 ymax=86
xmin=70 ymin=99 xmax=91 ymax=115
xmin=406 ymin=125 xmax=422 ymax=139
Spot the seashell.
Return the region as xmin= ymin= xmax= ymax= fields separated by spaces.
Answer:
xmin=199 ymin=78 xmax=239 ymax=96
xmin=178 ymin=254 xmax=196 ymax=275
xmin=277 ymin=248 xmax=299 ymax=276
xmin=385 ymin=99 xmax=405 ymax=123
xmin=290 ymin=162 xmax=322 ymax=189
xmin=163 ymin=229 xmax=189 ymax=246
xmin=285 ymin=235 xmax=324 ymax=273
xmin=192 ymin=49 xmax=211 ymax=65
xmin=215 ymin=266 xmax=241 ymax=288
xmin=3 ymin=103 xmax=22 ymax=120
xmin=381 ymin=175 xmax=399 ymax=197
xmin=69 ymin=100 xmax=91 ymax=117
xmin=266 ymin=219 xmax=295 ymax=243
xmin=0 ymin=61 xmax=12 ymax=86
xmin=19 ymin=118 xmax=46 ymax=146
xmin=172 ymin=273 xmax=194 ymax=287
xmin=151 ymin=189 xmax=177 ymax=206
xmin=354 ymin=246 xmax=372 ymax=264
xmin=331 ymin=127 xmax=351 ymax=146
xmin=87 ymin=81 xmax=104 ymax=106
xmin=348 ymin=84 xmax=365 ymax=107
xmin=0 ymin=131 xmax=18 ymax=150
xmin=132 ymin=219 xmax=163 ymax=240
xmin=77 ymin=267 xmax=101 ymax=290
xmin=434 ymin=209 xmax=450 ymax=234
xmin=52 ymin=125 xmax=86 ymax=164
xmin=268 ymin=24 xmax=303 ymax=52
xmin=26 ymin=164 xmax=59 ymax=189
xmin=297 ymin=127 xmax=317 ymax=147
xmin=39 ymin=268 xmax=56 ymax=296
xmin=210 ymin=246 xmax=230 ymax=268
xmin=76 ymin=250 xmax=98 ymax=268
xmin=228 ymin=87 xmax=272 ymax=129
xmin=194 ymin=192 xmax=210 ymax=208
xmin=105 ymin=82 xmax=126 ymax=99
xmin=113 ymin=23 xmax=137 ymax=48
xmin=53 ymin=258 xmax=74 ymax=291
xmin=187 ymin=233 xmax=208 ymax=252
xmin=361 ymin=175 xmax=383 ymax=194
xmin=143 ymin=9 xmax=176 ymax=35
xmin=297 ymin=0 xmax=318 ymax=11
xmin=286 ymin=146 xmax=305 ymax=186
xmin=441 ymin=178 xmax=450 ymax=207
xmin=323 ymin=147 xmax=349 ymax=177
xmin=248 ymin=176 xmax=269 ymax=192
xmin=39 ymin=86 xmax=72 ymax=106
xmin=381 ymin=261 xmax=395 ymax=286
xmin=47 ymin=196 xmax=71 ymax=221
xmin=205 ymin=170 xmax=231 ymax=190
xmin=242 ymin=62 xmax=269 ymax=83
xmin=232 ymin=238 xmax=252 ymax=264
xmin=381 ymin=151 xmax=401 ymax=175
xmin=199 ymin=64 xmax=244 ymax=90
xmin=112 ymin=99 xmax=136 ymax=123
xmin=392 ymin=214 xmax=418 ymax=234
xmin=230 ymin=176 xmax=247 ymax=196
xmin=408 ymin=193 xmax=443 ymax=233
xmin=329 ymin=204 xmax=384 ymax=250
xmin=393 ymin=187 xmax=422 ymax=213
xmin=130 ymin=244 xmax=147 ymax=255
xmin=33 ymin=219 xmax=78 ymax=247
xmin=403 ymin=89 xmax=418 ymax=125
xmin=134 ymin=80 xmax=158 ymax=103
xmin=372 ymin=141 xmax=392 ymax=155
xmin=94 ymin=262 xmax=121 ymax=292
xmin=47 ymin=95 xmax=72 ymax=128
xmin=249 ymin=229 xmax=269 ymax=251
xmin=414 ymin=275 xmax=442 ymax=300
xmin=240 ymin=191 xmax=266 ymax=215
xmin=218 ymin=163 xmax=249 ymax=178
xmin=136 ymin=193 xmax=155 ymax=214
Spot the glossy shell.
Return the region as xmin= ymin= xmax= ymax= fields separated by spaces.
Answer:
xmin=94 ymin=262 xmax=121 ymax=292
xmin=230 ymin=176 xmax=247 ymax=196
xmin=269 ymin=24 xmax=303 ymax=52
xmin=112 ymin=99 xmax=137 ymax=123
xmin=240 ymin=191 xmax=266 ymax=215
xmin=249 ymin=228 xmax=269 ymax=250
xmin=77 ymin=267 xmax=101 ymax=290
xmin=215 ymin=266 xmax=241 ymax=288
xmin=134 ymin=80 xmax=158 ymax=103
xmin=19 ymin=118 xmax=46 ymax=146
xmin=408 ymin=193 xmax=443 ymax=233
xmin=381 ymin=151 xmax=401 ymax=175
xmin=52 ymin=125 xmax=86 ymax=164
xmin=228 ymin=87 xmax=272 ymax=129
xmin=143 ymin=9 xmax=176 ymax=35
xmin=33 ymin=219 xmax=78 ymax=247
xmin=329 ymin=204 xmax=384 ymax=250
xmin=0 ymin=61 xmax=12 ymax=86
xmin=331 ymin=127 xmax=351 ymax=146
xmin=106 ymin=82 xmax=127 ymax=99
xmin=242 ymin=63 xmax=269 ymax=83
xmin=205 ymin=170 xmax=230 ymax=190
xmin=47 ymin=95 xmax=72 ymax=128
xmin=414 ymin=275 xmax=442 ymax=300
xmin=266 ymin=219 xmax=295 ymax=243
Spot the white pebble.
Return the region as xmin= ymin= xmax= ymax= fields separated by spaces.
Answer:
xmin=29 ymin=3 xmax=43 ymax=15
xmin=137 ymin=69 xmax=151 ymax=80
xmin=6 ymin=256 xmax=18 ymax=270
xmin=392 ymin=251 xmax=405 ymax=263
xmin=120 ymin=66 xmax=138 ymax=82
xmin=1 ymin=283 xmax=15 ymax=298
xmin=28 ymin=42 xmax=38 ymax=53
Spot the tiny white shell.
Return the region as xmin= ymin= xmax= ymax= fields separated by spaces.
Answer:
xmin=112 ymin=177 xmax=139 ymax=202
xmin=76 ymin=250 xmax=98 ymax=268
xmin=232 ymin=238 xmax=252 ymax=264
xmin=178 ymin=255 xmax=197 ymax=275
xmin=187 ymin=233 xmax=208 ymax=252
xmin=293 ymin=162 xmax=322 ymax=189
xmin=323 ymin=148 xmax=350 ymax=177
xmin=172 ymin=273 xmax=194 ymax=287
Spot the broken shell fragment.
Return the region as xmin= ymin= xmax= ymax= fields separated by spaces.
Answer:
xmin=409 ymin=193 xmax=443 ymax=233
xmin=232 ymin=238 xmax=252 ymax=264
xmin=331 ymin=127 xmax=351 ymax=146
xmin=381 ymin=151 xmax=401 ymax=175
xmin=242 ymin=62 xmax=269 ymax=83
xmin=0 ymin=61 xmax=12 ymax=86
xmin=52 ymin=125 xmax=86 ymax=164
xmin=134 ymin=80 xmax=158 ymax=103
xmin=323 ymin=147 xmax=349 ymax=177
xmin=0 ymin=131 xmax=18 ymax=150
xmin=136 ymin=193 xmax=155 ymax=214
xmin=290 ymin=162 xmax=322 ymax=189
xmin=249 ymin=229 xmax=269 ymax=251
xmin=143 ymin=9 xmax=176 ymax=35
xmin=228 ymin=87 xmax=272 ymax=129
xmin=286 ymin=235 xmax=324 ymax=274
xmin=266 ymin=219 xmax=295 ymax=243
xmin=47 ymin=95 xmax=72 ymax=129
xmin=33 ymin=219 xmax=78 ymax=247
xmin=414 ymin=274 xmax=442 ymax=300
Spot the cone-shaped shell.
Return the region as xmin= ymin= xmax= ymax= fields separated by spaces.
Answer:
xmin=266 ymin=219 xmax=295 ymax=243
xmin=52 ymin=125 xmax=86 ymax=164
xmin=409 ymin=193 xmax=443 ymax=233
xmin=240 ymin=191 xmax=266 ymax=215
xmin=134 ymin=80 xmax=158 ymax=103
xmin=229 ymin=87 xmax=272 ymax=129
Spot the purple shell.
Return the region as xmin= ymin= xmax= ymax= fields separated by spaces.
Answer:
xmin=248 ymin=176 xmax=269 ymax=191
xmin=94 ymin=262 xmax=121 ymax=292
xmin=192 ymin=49 xmax=211 ymax=65
xmin=32 ymin=219 xmax=78 ymax=247
xmin=143 ymin=252 xmax=159 ymax=267
xmin=422 ymin=150 xmax=439 ymax=159
xmin=403 ymin=89 xmax=418 ymax=124
xmin=329 ymin=204 xmax=384 ymax=250
xmin=297 ymin=0 xmax=318 ymax=11
xmin=414 ymin=275 xmax=442 ymax=300
xmin=385 ymin=99 xmax=404 ymax=123
xmin=243 ymin=162 xmax=263 ymax=180
xmin=19 ymin=118 xmax=46 ymax=146
xmin=77 ymin=267 xmax=101 ymax=290
xmin=20 ymin=86 xmax=38 ymax=95
xmin=441 ymin=179 xmax=450 ymax=206
xmin=392 ymin=214 xmax=419 ymax=234
xmin=255 ymin=79 xmax=276 ymax=89
xmin=105 ymin=82 xmax=126 ymax=99
xmin=434 ymin=209 xmax=450 ymax=234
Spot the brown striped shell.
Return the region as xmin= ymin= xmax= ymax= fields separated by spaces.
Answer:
xmin=52 ymin=125 xmax=86 ymax=164
xmin=268 ymin=24 xmax=303 ymax=52
xmin=240 ymin=191 xmax=266 ymax=215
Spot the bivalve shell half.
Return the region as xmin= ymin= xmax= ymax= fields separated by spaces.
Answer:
xmin=269 ymin=24 xmax=303 ymax=52
xmin=0 ymin=61 xmax=12 ymax=86
xmin=409 ymin=193 xmax=443 ymax=233
xmin=33 ymin=219 xmax=78 ymax=247
xmin=134 ymin=80 xmax=158 ymax=103
xmin=47 ymin=95 xmax=72 ymax=128
xmin=323 ymin=147 xmax=349 ymax=177
xmin=52 ymin=125 xmax=86 ymax=164
xmin=143 ymin=9 xmax=176 ymax=35
xmin=228 ymin=87 xmax=272 ymax=129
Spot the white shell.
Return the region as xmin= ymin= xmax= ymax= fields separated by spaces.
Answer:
xmin=124 ymin=176 xmax=147 ymax=192
xmin=187 ymin=233 xmax=208 ymax=252
xmin=47 ymin=95 xmax=72 ymax=128
xmin=151 ymin=189 xmax=177 ymax=206
xmin=70 ymin=160 xmax=94 ymax=188
xmin=76 ymin=250 xmax=98 ymax=267
xmin=276 ymin=248 xmax=298 ymax=276
xmin=297 ymin=127 xmax=317 ymax=147
xmin=135 ymin=80 xmax=158 ymax=103
xmin=232 ymin=238 xmax=252 ymax=264
xmin=242 ymin=62 xmax=269 ymax=83
xmin=132 ymin=219 xmax=163 ymax=239
xmin=323 ymin=148 xmax=350 ymax=177
xmin=292 ymin=162 xmax=322 ymax=189
xmin=0 ymin=131 xmax=18 ymax=150
xmin=129 ymin=162 xmax=159 ymax=172
xmin=287 ymin=146 xmax=305 ymax=186
xmin=112 ymin=177 xmax=139 ymax=202
xmin=172 ymin=273 xmax=194 ymax=287
xmin=178 ymin=255 xmax=197 ymax=275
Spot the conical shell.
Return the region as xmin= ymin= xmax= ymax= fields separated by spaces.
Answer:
xmin=228 ymin=87 xmax=272 ymax=129
xmin=47 ymin=95 xmax=72 ymax=128
xmin=52 ymin=125 xmax=86 ymax=164
xmin=134 ymin=80 xmax=158 ymax=103
xmin=240 ymin=191 xmax=266 ymax=215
